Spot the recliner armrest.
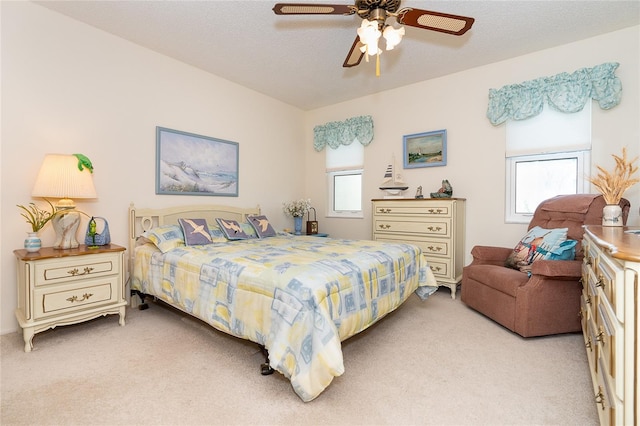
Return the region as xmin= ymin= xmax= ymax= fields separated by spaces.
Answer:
xmin=469 ymin=245 xmax=513 ymax=266
xmin=530 ymin=259 xmax=582 ymax=279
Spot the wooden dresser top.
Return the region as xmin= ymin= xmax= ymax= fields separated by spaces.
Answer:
xmin=584 ymin=226 xmax=640 ymax=263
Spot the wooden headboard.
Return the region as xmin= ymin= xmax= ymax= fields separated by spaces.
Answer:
xmin=128 ymin=202 xmax=261 ymax=262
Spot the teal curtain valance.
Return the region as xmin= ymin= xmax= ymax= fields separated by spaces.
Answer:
xmin=313 ymin=115 xmax=374 ymax=151
xmin=487 ymin=62 xmax=622 ymax=126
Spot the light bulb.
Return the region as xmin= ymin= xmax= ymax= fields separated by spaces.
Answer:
xmin=383 ymin=25 xmax=405 ymax=50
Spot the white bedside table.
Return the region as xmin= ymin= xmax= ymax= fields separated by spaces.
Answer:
xmin=14 ymin=244 xmax=126 ymax=352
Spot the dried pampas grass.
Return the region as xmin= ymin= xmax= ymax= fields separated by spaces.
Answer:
xmin=588 ymin=147 xmax=639 ymax=204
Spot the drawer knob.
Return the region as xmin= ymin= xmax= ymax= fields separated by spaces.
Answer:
xmin=378 ymin=208 xmax=392 ymax=213
xmin=378 ymin=224 xmax=391 ymax=230
xmin=595 ymin=276 xmax=605 ymax=290
xmin=594 ymin=389 xmax=605 ymax=409
xmin=430 ymin=266 xmax=442 ymax=272
xmin=68 ymin=267 xmax=95 ymax=276
xmin=427 ymin=208 xmax=444 ymax=214
xmin=427 ymin=246 xmax=442 ymax=252
xmin=66 ymin=293 xmax=94 ymax=303
xmin=427 ymin=226 xmax=442 ymax=232
xmin=585 ymin=337 xmax=592 ymax=350
xmin=596 ymin=330 xmax=605 ymax=345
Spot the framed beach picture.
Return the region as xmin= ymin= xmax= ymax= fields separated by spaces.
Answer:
xmin=156 ymin=126 xmax=239 ymax=196
xmin=403 ymin=129 xmax=447 ymax=169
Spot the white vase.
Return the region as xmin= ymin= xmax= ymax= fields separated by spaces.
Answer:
xmin=24 ymin=232 xmax=41 ymax=252
xmin=602 ymin=204 xmax=623 ymax=227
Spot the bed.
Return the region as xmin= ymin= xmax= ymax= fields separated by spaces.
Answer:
xmin=128 ymin=203 xmax=438 ymax=401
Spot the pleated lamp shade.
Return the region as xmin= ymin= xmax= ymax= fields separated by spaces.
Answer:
xmin=32 ymin=154 xmax=97 ymax=207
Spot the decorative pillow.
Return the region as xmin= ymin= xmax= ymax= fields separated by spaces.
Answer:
xmin=247 ymin=215 xmax=277 ymax=238
xmin=209 ymin=228 xmax=229 ymax=243
xmin=178 ymin=218 xmax=213 ymax=246
xmin=241 ymin=223 xmax=258 ymax=238
xmin=546 ymin=239 xmax=578 ymax=261
xmin=215 ymin=218 xmax=253 ymax=240
xmin=505 ymin=226 xmax=568 ymax=272
xmin=142 ymin=225 xmax=185 ymax=253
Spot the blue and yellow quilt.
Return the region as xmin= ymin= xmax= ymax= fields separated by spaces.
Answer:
xmin=132 ymin=234 xmax=436 ymax=401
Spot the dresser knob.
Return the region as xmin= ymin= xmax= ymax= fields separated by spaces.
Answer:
xmin=68 ymin=267 xmax=95 ymax=276
xmin=66 ymin=293 xmax=94 ymax=303
xmin=594 ymin=389 xmax=605 ymax=409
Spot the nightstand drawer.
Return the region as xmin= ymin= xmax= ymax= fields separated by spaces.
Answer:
xmin=34 ymin=253 xmax=120 ymax=286
xmin=34 ymin=277 xmax=119 ymax=319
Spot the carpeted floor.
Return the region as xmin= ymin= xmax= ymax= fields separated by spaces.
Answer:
xmin=0 ymin=287 xmax=598 ymax=425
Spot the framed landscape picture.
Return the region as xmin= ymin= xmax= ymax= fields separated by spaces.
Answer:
xmin=156 ymin=127 xmax=239 ymax=196
xmin=403 ymin=129 xmax=447 ymax=169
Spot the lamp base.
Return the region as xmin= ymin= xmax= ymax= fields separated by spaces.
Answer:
xmin=52 ymin=209 xmax=81 ymax=249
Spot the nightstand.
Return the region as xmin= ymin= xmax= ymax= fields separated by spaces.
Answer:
xmin=14 ymin=244 xmax=126 ymax=352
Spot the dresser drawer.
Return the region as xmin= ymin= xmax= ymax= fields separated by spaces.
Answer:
xmin=596 ymin=297 xmax=624 ymax=397
xmin=373 ymin=234 xmax=451 ymax=257
xmin=373 ymin=218 xmax=450 ymax=237
xmin=34 ymin=276 xmax=119 ymax=319
xmin=424 ymin=256 xmax=451 ymax=278
xmin=34 ymin=253 xmax=121 ymax=287
xmin=373 ymin=202 xmax=452 ymax=217
xmin=595 ymin=253 xmax=624 ymax=321
xmin=596 ymin=355 xmax=623 ymax=426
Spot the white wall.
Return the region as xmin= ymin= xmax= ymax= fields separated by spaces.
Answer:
xmin=305 ymin=26 xmax=639 ymax=254
xmin=1 ymin=2 xmax=305 ymax=334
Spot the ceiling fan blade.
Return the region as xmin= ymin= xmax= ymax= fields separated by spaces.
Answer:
xmin=396 ymin=8 xmax=474 ymax=36
xmin=343 ymin=36 xmax=364 ymax=67
xmin=273 ymin=3 xmax=356 ymax=15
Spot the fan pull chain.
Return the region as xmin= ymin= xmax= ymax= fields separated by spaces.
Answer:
xmin=376 ymin=53 xmax=380 ymax=77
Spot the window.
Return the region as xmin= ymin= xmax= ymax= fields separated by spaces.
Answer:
xmin=505 ymin=104 xmax=591 ymax=223
xmin=326 ymin=141 xmax=363 ymax=218
xmin=505 ymin=151 xmax=590 ymax=222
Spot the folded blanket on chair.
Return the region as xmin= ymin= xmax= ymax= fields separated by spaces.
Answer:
xmin=540 ymin=194 xmax=600 ymax=214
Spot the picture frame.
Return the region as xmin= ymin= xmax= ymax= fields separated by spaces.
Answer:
xmin=156 ymin=126 xmax=239 ymax=196
xmin=403 ymin=129 xmax=447 ymax=169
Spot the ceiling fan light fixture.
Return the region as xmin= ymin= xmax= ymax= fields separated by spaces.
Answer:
xmin=382 ymin=25 xmax=404 ymax=50
xmin=357 ymin=19 xmax=382 ymax=58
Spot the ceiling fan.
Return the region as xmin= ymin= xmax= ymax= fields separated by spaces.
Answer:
xmin=273 ymin=1 xmax=475 ymax=74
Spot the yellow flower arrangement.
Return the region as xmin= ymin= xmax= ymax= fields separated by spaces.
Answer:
xmin=588 ymin=147 xmax=639 ymax=204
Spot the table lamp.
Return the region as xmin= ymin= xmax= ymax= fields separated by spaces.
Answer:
xmin=31 ymin=154 xmax=97 ymax=249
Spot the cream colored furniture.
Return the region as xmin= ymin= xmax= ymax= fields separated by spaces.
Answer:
xmin=14 ymin=244 xmax=126 ymax=352
xmin=372 ymin=198 xmax=466 ymax=298
xmin=581 ymin=226 xmax=638 ymax=426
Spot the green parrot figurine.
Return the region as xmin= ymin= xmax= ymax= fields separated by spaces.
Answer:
xmin=73 ymin=153 xmax=94 ymax=173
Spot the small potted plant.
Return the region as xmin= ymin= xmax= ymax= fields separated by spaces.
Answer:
xmin=17 ymin=199 xmax=56 ymax=252
xmin=588 ymin=147 xmax=638 ymax=226
xmin=283 ymin=198 xmax=311 ymax=235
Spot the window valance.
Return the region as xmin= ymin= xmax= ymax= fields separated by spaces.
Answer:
xmin=487 ymin=62 xmax=622 ymax=126
xmin=313 ymin=115 xmax=374 ymax=151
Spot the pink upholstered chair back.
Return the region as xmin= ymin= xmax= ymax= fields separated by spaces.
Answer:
xmin=528 ymin=194 xmax=630 ymax=261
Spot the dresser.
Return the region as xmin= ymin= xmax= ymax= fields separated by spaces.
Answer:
xmin=581 ymin=226 xmax=638 ymax=426
xmin=14 ymin=244 xmax=127 ymax=352
xmin=372 ymin=198 xmax=466 ymax=298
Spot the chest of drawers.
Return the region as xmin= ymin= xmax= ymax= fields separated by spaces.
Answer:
xmin=14 ymin=244 xmax=126 ymax=352
xmin=581 ymin=226 xmax=638 ymax=425
xmin=372 ymin=198 xmax=466 ymax=298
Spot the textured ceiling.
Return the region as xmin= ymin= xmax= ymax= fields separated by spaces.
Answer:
xmin=36 ymin=0 xmax=640 ymax=111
